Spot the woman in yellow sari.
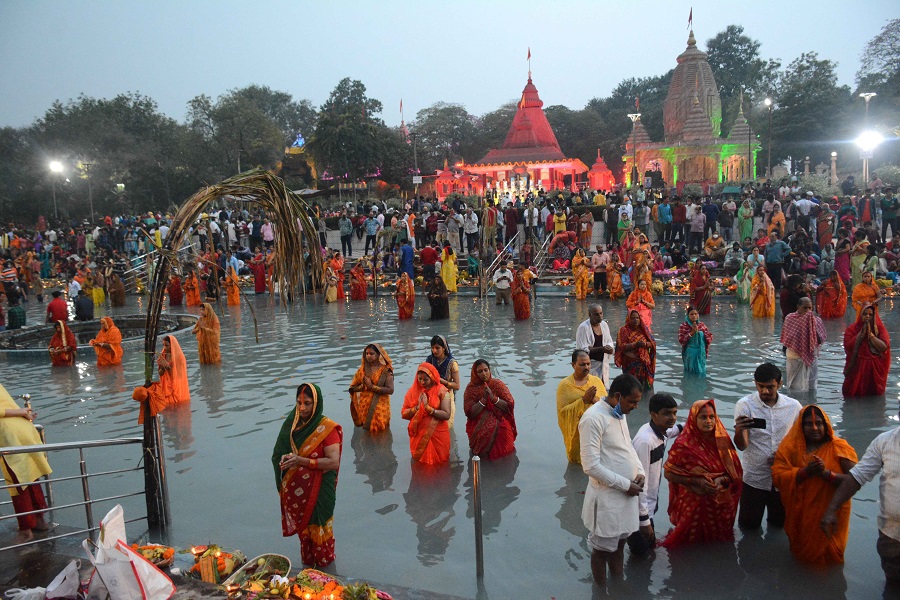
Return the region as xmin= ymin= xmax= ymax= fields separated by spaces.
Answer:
xmin=348 ymin=344 xmax=394 ymax=434
xmin=572 ymin=248 xmax=590 ymax=300
xmin=750 ymin=266 xmax=776 ymax=317
xmin=89 ymin=317 xmax=123 ymax=367
xmin=323 ymin=266 xmax=338 ymax=303
xmin=850 ymin=270 xmax=881 ymax=318
xmin=224 ymin=266 xmax=241 ymax=306
xmin=849 ymin=231 xmax=870 ymax=289
xmin=440 ymin=244 xmax=458 ymax=293
xmin=767 ymin=204 xmax=786 ymax=238
xmin=607 ymin=261 xmax=624 ymax=300
xmin=92 ymin=271 xmax=106 ymax=306
xmin=192 ymin=303 xmax=221 ymax=364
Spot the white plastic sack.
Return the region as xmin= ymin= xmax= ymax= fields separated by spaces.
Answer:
xmin=81 ymin=505 xmax=175 ymax=600
xmin=45 ymin=560 xmax=80 ymax=600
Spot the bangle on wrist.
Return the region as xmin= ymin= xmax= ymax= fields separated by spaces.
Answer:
xmin=309 ymin=458 xmax=317 ymax=469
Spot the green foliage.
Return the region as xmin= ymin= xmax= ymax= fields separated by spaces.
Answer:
xmin=411 ymin=102 xmax=478 ymax=173
xmin=797 ymin=173 xmax=840 ymax=199
xmin=471 ymin=101 xmax=518 ymax=161
xmin=544 ymin=105 xmax=607 ymax=166
xmin=872 ymin=164 xmax=900 ymax=188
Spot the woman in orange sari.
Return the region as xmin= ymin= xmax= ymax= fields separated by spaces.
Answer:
xmin=463 ymin=359 xmax=517 ymax=459
xmin=750 ymin=266 xmax=775 ymax=317
xmin=192 ymin=303 xmax=221 ymax=364
xmin=331 ymin=252 xmax=345 ymax=300
xmin=816 ymin=271 xmax=847 ymax=318
xmin=662 ymin=399 xmax=742 ymax=548
xmin=157 ymin=336 xmax=190 ymax=406
xmin=167 ymin=275 xmax=183 ymax=306
xmin=850 ymin=270 xmax=881 ymax=318
xmin=626 ymin=279 xmax=656 ymax=330
xmin=89 ymin=317 xmax=123 ymax=367
xmin=614 ymin=309 xmax=657 ymax=388
xmin=772 ymin=405 xmax=857 ymax=566
xmin=401 ymin=362 xmax=451 ymax=465
xmin=842 ymin=304 xmax=891 ymax=397
xmin=395 ymin=271 xmax=415 ymax=319
xmin=767 ymin=204 xmax=786 ymax=238
xmin=224 ymin=266 xmax=240 ymax=306
xmin=48 ymin=320 xmax=77 ymax=367
xmin=348 ymin=344 xmax=394 ymax=434
xmin=349 ymin=262 xmax=368 ymax=300
xmin=572 ymin=248 xmax=590 ymax=300
xmin=272 ymin=383 xmax=342 ymax=568
xmin=606 ymin=261 xmax=624 ymax=300
xmin=184 ymin=271 xmax=202 ymax=306
xmin=631 ymin=234 xmax=651 ymax=286
xmin=511 ymin=265 xmax=532 ymax=320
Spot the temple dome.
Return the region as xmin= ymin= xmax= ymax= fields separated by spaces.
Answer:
xmin=727 ymin=105 xmax=755 ymax=142
xmin=663 ymin=30 xmax=723 ymax=142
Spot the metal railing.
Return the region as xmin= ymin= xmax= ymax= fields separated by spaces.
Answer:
xmin=0 ymin=436 xmax=146 ymax=552
xmin=532 ymin=232 xmax=554 ymax=279
xmin=121 ymin=243 xmax=196 ymax=293
xmin=479 ymin=231 xmax=520 ymax=298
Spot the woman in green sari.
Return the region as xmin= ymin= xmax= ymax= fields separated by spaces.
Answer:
xmin=272 ymin=383 xmax=343 ymax=568
xmin=738 ymin=199 xmax=755 ymax=244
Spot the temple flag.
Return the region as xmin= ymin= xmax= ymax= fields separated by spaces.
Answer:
xmin=400 ymin=99 xmax=403 ymax=114
xmin=688 ymin=8 xmax=692 ymax=29
xmin=527 ymin=47 xmax=531 ymax=61
xmin=636 ymin=96 xmax=640 ymax=111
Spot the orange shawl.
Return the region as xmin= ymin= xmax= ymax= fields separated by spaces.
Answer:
xmin=184 ymin=272 xmax=202 ymax=306
xmin=157 ymin=336 xmax=190 ymax=406
xmin=750 ymin=270 xmax=775 ymax=317
xmin=772 ymin=406 xmax=857 ymax=566
xmin=402 ymin=362 xmax=449 ymax=465
xmin=606 ymin=262 xmax=624 ymax=300
xmin=225 ymin=267 xmax=241 ymax=306
xmin=850 ymin=281 xmax=878 ymax=318
xmin=816 ymin=274 xmax=846 ymax=319
xmin=348 ymin=344 xmax=393 ymax=433
xmin=90 ymin=317 xmax=123 ymax=366
xmin=194 ymin=303 xmax=221 ymax=364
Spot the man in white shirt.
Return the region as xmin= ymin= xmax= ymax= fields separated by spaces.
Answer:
xmin=579 ymin=373 xmax=645 ymax=585
xmin=733 ymin=362 xmax=802 ymax=530
xmin=628 ymin=393 xmax=681 ymax=555
xmin=492 ymin=260 xmax=513 ymax=305
xmin=822 ymin=403 xmax=900 ymax=584
xmin=463 ymin=207 xmax=479 ymax=254
xmin=67 ymin=278 xmax=81 ymax=299
xmin=575 ymin=304 xmax=614 ymax=387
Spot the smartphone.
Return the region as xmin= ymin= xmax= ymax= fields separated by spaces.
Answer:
xmin=747 ymin=417 xmax=767 ymax=429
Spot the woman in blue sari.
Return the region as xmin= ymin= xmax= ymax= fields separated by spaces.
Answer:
xmin=678 ymin=306 xmax=712 ymax=376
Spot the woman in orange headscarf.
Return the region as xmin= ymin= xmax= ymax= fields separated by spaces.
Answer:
xmin=224 ymin=266 xmax=241 ymax=306
xmin=626 ymin=279 xmax=656 ymax=330
xmin=850 ymin=270 xmax=881 ymax=318
xmin=348 ymin=344 xmax=393 ymax=434
xmin=192 ymin=303 xmax=221 ymax=364
xmin=662 ymin=399 xmax=743 ymax=549
xmin=395 ymin=271 xmax=415 ymax=319
xmin=167 ymin=275 xmax=183 ymax=306
xmin=816 ymin=271 xmax=846 ymax=319
xmin=750 ymin=266 xmax=775 ymax=318
xmin=772 ymin=405 xmax=857 ymax=566
xmin=401 ymin=362 xmax=451 ymax=465
xmin=606 ymin=261 xmax=624 ymax=300
xmin=842 ymin=304 xmax=890 ymax=397
xmin=48 ymin=321 xmax=77 ymax=367
xmin=331 ymin=252 xmax=346 ymax=300
xmin=89 ymin=317 xmax=123 ymax=367
xmin=184 ymin=271 xmax=202 ymax=307
xmin=157 ymin=336 xmax=190 ymax=406
xmin=349 ymin=262 xmax=368 ymax=300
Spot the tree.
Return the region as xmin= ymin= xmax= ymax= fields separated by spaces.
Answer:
xmin=857 ymin=18 xmax=900 ymax=85
xmin=411 ymin=102 xmax=477 ymax=173
xmin=544 ymin=105 xmax=607 ymax=167
xmin=225 ymin=85 xmax=317 ymax=146
xmin=705 ymin=26 xmax=780 ymax=135
xmin=309 ymin=78 xmax=384 ymax=185
xmin=855 ymin=19 xmax=900 ymax=168
xmin=470 ymin=101 xmax=518 ymax=163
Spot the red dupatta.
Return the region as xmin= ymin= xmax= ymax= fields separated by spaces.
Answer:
xmin=662 ymin=399 xmax=742 ymax=549
xmin=462 ymin=364 xmax=516 ymax=457
xmin=842 ymin=305 xmax=891 ymax=396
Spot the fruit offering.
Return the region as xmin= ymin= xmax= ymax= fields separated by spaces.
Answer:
xmin=131 ymin=544 xmax=175 ymax=567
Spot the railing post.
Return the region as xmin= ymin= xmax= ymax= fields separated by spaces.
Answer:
xmin=143 ymin=413 xmax=171 ymax=532
xmin=79 ymin=448 xmax=94 ymax=532
xmin=472 ymin=456 xmax=484 ymax=578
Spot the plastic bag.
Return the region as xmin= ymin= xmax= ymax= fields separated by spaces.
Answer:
xmin=45 ymin=560 xmax=80 ymax=600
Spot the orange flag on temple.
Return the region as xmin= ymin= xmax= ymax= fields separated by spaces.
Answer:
xmin=527 ymin=47 xmax=531 ymax=61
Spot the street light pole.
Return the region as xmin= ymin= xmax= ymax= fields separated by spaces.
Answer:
xmin=49 ymin=161 xmax=64 ymax=222
xmin=83 ymin=161 xmax=95 ymax=224
xmin=859 ymin=93 xmax=877 ymax=186
xmin=830 ymin=152 xmax=838 ymax=186
xmin=764 ymin=98 xmax=773 ymax=178
xmin=627 ymin=113 xmax=641 ymax=189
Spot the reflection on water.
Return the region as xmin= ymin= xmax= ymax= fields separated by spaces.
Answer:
xmin=1 ymin=295 xmax=897 ymax=599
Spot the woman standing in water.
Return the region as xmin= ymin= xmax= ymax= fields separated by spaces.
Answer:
xmin=678 ymin=306 xmax=712 ymax=377
xmin=273 ymin=383 xmax=342 ymax=567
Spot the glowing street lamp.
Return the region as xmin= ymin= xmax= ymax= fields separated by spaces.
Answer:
xmin=855 ymin=130 xmax=884 ymax=188
xmin=49 ymin=161 xmax=64 ymax=221
xmin=830 ymin=152 xmax=838 ymax=186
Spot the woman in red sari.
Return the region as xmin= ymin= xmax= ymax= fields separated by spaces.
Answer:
xmin=772 ymin=405 xmax=857 ymax=566
xmin=249 ymin=253 xmax=267 ymax=294
xmin=816 ymin=271 xmax=847 ymax=319
xmin=395 ymin=271 xmax=415 ymax=319
xmin=626 ymin=279 xmax=656 ymax=330
xmin=167 ymin=275 xmax=183 ymax=306
xmin=349 ymin=262 xmax=368 ymax=300
xmin=157 ymin=336 xmax=190 ymax=407
xmin=662 ymin=399 xmax=743 ymax=549
xmin=463 ymin=359 xmax=517 ymax=459
xmin=330 ymin=252 xmax=345 ymax=300
xmin=614 ymin=310 xmax=657 ymax=388
xmin=511 ymin=265 xmax=532 ymax=320
xmin=184 ymin=271 xmax=202 ymax=307
xmin=272 ymin=383 xmax=342 ymax=568
xmin=842 ymin=304 xmax=891 ymax=397
xmin=689 ymin=263 xmax=712 ymax=315
xmin=48 ymin=321 xmax=77 ymax=367
xmin=401 ymin=363 xmax=451 ymax=465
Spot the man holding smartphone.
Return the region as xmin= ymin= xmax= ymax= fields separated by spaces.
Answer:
xmin=733 ymin=362 xmax=801 ymax=530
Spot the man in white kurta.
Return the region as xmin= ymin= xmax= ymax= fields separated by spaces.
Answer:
xmin=575 ymin=305 xmax=615 ymax=388
xmin=579 ymin=373 xmax=645 ymax=585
